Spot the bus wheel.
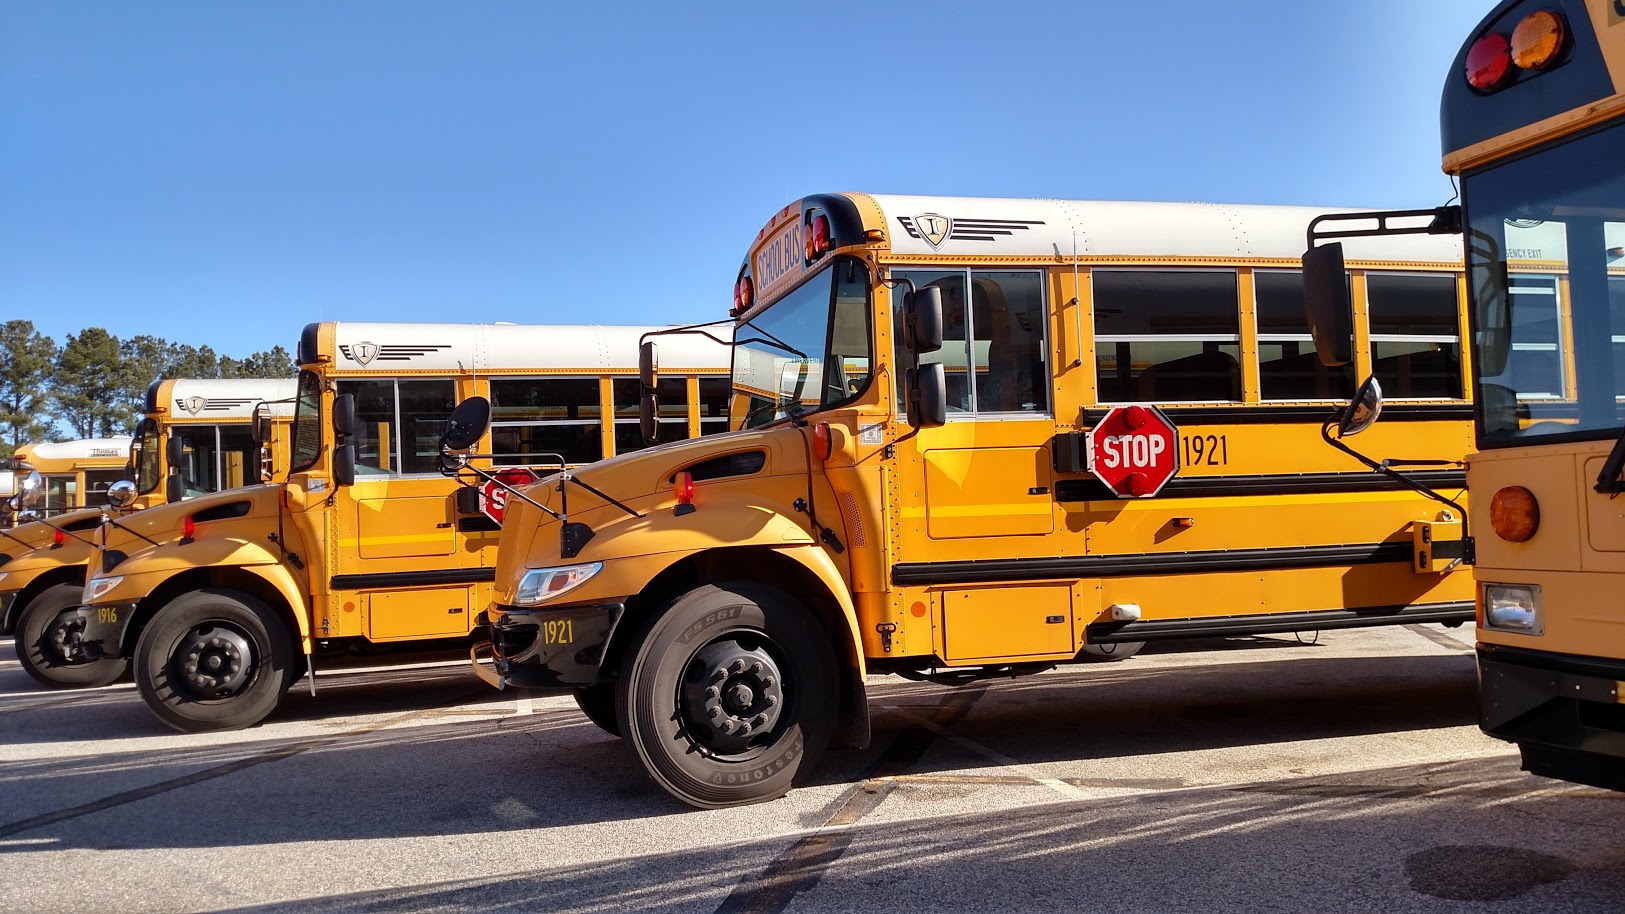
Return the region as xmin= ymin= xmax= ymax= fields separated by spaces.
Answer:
xmin=15 ymin=584 xmax=129 ymax=688
xmin=617 ymin=582 xmax=837 ymax=808
xmin=134 ymin=589 xmax=294 ymax=733
xmin=1078 ymin=641 xmax=1145 ymax=663
xmin=573 ymin=685 xmax=621 ymax=737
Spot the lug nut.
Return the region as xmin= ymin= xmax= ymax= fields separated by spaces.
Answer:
xmin=730 ymin=659 xmax=747 ymax=674
xmin=750 ymin=661 xmax=764 ymax=675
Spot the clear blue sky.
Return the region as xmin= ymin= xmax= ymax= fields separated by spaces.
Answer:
xmin=1 ymin=1 xmax=1490 ymax=360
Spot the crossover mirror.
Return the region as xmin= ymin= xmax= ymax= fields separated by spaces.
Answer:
xmin=105 ymin=480 xmax=138 ymax=509
xmin=441 ymin=396 xmax=491 ymax=453
xmin=1338 ymin=375 xmax=1384 ymax=438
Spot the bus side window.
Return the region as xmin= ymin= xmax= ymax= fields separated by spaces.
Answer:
xmin=1368 ymin=273 xmax=1462 ymax=399
xmin=489 ymin=378 xmax=604 ymax=467
xmin=1095 ymin=269 xmax=1242 ymax=403
xmin=972 ymin=271 xmax=1048 ymax=413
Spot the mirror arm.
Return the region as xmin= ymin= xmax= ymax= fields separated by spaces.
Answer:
xmin=38 ymin=519 xmax=99 ymax=549
xmin=1321 ymin=419 xmax=1471 ymax=537
xmin=0 ymin=527 xmax=33 ymax=548
xmin=561 ymin=473 xmax=642 ymax=519
xmin=440 ymin=458 xmax=565 ymax=522
xmin=1306 ymin=206 xmax=1462 ymax=248
xmin=99 ymin=511 xmax=164 ymax=548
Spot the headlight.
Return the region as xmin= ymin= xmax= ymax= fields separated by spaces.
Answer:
xmin=1483 ymin=583 xmax=1542 ymax=633
xmin=512 ymin=563 xmax=603 ymax=606
xmin=82 ymin=576 xmax=124 ymax=604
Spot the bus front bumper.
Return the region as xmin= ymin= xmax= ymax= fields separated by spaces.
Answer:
xmin=64 ymin=602 xmax=139 ymax=661
xmin=471 ymin=601 xmax=625 ymax=691
xmin=1480 ymin=644 xmax=1625 ymax=788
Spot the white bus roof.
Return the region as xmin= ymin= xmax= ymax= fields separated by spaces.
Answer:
xmin=160 ymin=378 xmax=300 ymax=421
xmin=16 ymin=438 xmax=133 ymax=463
xmin=307 ymin=323 xmax=734 ymax=374
xmin=862 ymin=195 xmax=1465 ymax=263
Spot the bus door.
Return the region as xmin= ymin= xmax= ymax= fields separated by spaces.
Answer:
xmin=894 ymin=268 xmax=1071 ymax=660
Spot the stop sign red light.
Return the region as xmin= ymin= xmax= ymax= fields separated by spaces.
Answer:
xmin=481 ymin=467 xmax=540 ymax=524
xmin=1086 ymin=405 xmax=1180 ymax=498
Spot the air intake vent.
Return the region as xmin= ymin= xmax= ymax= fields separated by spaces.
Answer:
xmin=834 ymin=490 xmax=866 ymax=548
xmin=192 ymin=501 xmax=252 ymax=523
xmin=672 ymin=451 xmax=767 ymax=483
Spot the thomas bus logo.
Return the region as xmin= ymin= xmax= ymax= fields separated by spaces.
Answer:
xmin=914 ymin=213 xmax=952 ymax=248
xmin=181 ymin=396 xmax=207 ymax=415
xmin=349 ymin=342 xmax=379 ymax=366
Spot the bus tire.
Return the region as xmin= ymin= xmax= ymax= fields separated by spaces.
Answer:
xmin=15 ymin=584 xmax=129 ymax=688
xmin=1078 ymin=641 xmax=1145 ymax=662
xmin=133 ymin=589 xmax=294 ymax=733
xmin=573 ymin=685 xmax=621 ymax=737
xmin=616 ymin=582 xmax=836 ymax=809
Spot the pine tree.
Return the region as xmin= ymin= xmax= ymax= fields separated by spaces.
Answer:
xmin=53 ymin=328 xmax=125 ymax=438
xmin=0 ymin=321 xmax=59 ymax=457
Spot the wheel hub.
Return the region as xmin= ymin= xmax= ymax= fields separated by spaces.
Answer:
xmin=173 ymin=624 xmax=254 ymax=699
xmin=43 ymin=614 xmax=90 ymax=665
xmin=681 ymin=638 xmax=784 ymax=755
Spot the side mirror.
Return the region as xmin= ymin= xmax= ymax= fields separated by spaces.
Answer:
xmin=1303 ymin=243 xmax=1353 ymax=367
xmin=905 ymin=362 xmax=948 ymax=429
xmin=332 ymin=393 xmax=357 ymax=439
xmin=334 ymin=443 xmax=357 ymax=487
xmin=252 ymin=411 xmax=273 ymax=445
xmin=1471 ymin=253 xmax=1513 ymax=378
xmin=166 ymin=436 xmax=186 ymax=469
xmin=165 ymin=472 xmax=185 ymax=504
xmin=16 ymin=470 xmax=43 ymax=508
xmin=106 ymin=480 xmax=137 ymax=509
xmin=441 ymin=396 xmax=491 ymax=453
xmin=904 ymin=287 xmax=944 ymax=354
xmin=1338 ymin=376 xmax=1384 ymax=437
xmin=639 ymin=342 xmax=660 ymax=444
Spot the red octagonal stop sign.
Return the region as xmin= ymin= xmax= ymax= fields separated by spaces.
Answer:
xmin=481 ymin=467 xmax=540 ymax=525
xmin=1086 ymin=405 xmax=1180 ymax=498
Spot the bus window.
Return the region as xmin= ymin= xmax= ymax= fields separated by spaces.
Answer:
xmin=892 ymin=269 xmax=1042 ymax=414
xmin=220 ymin=424 xmax=259 ymax=489
xmin=893 ymin=270 xmax=970 ymax=414
xmin=489 ymin=378 xmax=604 ymax=466
xmin=1368 ymin=273 xmax=1462 ymax=399
xmin=1502 ymin=274 xmax=1565 ymax=401
xmin=699 ymin=377 xmax=730 ymax=435
xmin=84 ymin=469 xmax=124 ymax=505
xmin=1256 ymin=270 xmax=1356 ymax=401
xmin=1095 ymin=270 xmax=1241 ymax=402
xmin=613 ymin=376 xmax=689 ymax=454
xmin=337 ymin=379 xmax=456 ymax=474
xmin=172 ymin=425 xmax=224 ymax=495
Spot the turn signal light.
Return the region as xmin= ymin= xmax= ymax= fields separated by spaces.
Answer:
xmin=1511 ymin=10 xmax=1564 ymax=70
xmin=52 ymin=528 xmax=65 ymax=546
xmin=183 ymin=515 xmax=197 ymax=539
xmin=1489 ymin=485 xmax=1539 ymax=542
xmin=674 ymin=471 xmax=695 ymax=505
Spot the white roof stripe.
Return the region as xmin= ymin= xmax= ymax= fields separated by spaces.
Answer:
xmin=322 ymin=324 xmax=733 ymax=373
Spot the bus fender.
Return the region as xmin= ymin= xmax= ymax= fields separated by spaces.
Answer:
xmin=775 ymin=543 xmax=871 ymax=750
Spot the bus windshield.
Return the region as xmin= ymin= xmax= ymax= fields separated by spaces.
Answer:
xmin=1469 ymin=121 xmax=1625 ymax=446
xmin=734 ymin=257 xmax=871 ymax=429
xmin=289 ymin=370 xmax=323 ymax=472
xmin=133 ymin=418 xmax=163 ymax=494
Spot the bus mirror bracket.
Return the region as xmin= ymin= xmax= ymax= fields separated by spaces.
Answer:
xmin=1303 ymin=206 xmax=1462 ymax=368
xmin=906 ymin=362 xmax=948 ymax=429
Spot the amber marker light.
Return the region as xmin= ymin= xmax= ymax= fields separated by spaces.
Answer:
xmin=1489 ymin=485 xmax=1539 ymax=542
xmin=1511 ymin=10 xmax=1565 ymax=70
xmin=1466 ymin=31 xmax=1513 ymax=90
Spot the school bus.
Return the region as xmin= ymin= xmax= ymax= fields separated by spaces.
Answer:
xmin=453 ymin=195 xmax=1474 ymax=808
xmin=1306 ymin=0 xmax=1625 ymax=792
xmin=11 ymin=438 xmax=134 ymax=517
xmin=72 ymin=323 xmax=732 ymax=731
xmin=2 ymin=378 xmax=296 ymax=686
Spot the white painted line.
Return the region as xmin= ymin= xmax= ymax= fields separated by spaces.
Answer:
xmin=514 ymin=696 xmax=535 ymax=715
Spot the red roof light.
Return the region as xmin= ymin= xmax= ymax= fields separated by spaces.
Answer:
xmin=1466 ymin=32 xmax=1513 ymax=91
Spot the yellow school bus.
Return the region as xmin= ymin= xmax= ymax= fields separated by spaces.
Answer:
xmin=11 ymin=438 xmax=133 ymax=517
xmin=73 ymin=322 xmax=732 ymax=731
xmin=1308 ymin=0 xmax=1625 ymax=791
xmin=459 ymin=194 xmax=1474 ymax=808
xmin=2 ymin=378 xmax=296 ymax=686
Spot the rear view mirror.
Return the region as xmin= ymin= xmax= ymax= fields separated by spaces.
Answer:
xmin=639 ymin=343 xmax=660 ymax=444
xmin=1303 ymin=243 xmax=1353 ymax=367
xmin=332 ymin=394 xmax=357 ymax=439
xmin=905 ymin=363 xmax=948 ymax=429
xmin=334 ymin=444 xmax=357 ymax=487
xmin=441 ymin=397 xmax=490 ymax=453
xmin=166 ymin=436 xmax=185 ymax=469
xmin=1338 ymin=376 xmax=1384 ymax=437
xmin=17 ymin=469 xmax=43 ymax=508
xmin=1470 ymin=240 xmax=1513 ymax=377
xmin=904 ymin=287 xmax=944 ymax=354
xmin=252 ymin=410 xmax=273 ymax=445
xmin=165 ymin=473 xmax=185 ymax=504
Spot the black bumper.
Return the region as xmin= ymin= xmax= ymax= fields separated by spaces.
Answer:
xmin=473 ymin=602 xmax=625 ymax=691
xmin=0 ymin=591 xmax=15 ymax=633
xmin=1480 ymin=644 xmax=1625 ymax=788
xmin=72 ymin=602 xmax=140 ymax=660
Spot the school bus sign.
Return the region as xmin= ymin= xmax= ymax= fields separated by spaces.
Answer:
xmin=1087 ymin=404 xmax=1180 ymax=497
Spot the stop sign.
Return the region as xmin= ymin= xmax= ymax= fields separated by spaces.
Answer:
xmin=1086 ymin=405 xmax=1180 ymax=498
xmin=481 ymin=467 xmax=540 ymax=524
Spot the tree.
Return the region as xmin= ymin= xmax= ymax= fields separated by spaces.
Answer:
xmin=228 ymin=345 xmax=296 ymax=378
xmin=53 ymin=328 xmax=125 ymax=438
xmin=0 ymin=321 xmax=58 ymax=457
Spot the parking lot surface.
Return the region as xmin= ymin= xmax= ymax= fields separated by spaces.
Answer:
xmin=3 ymin=624 xmax=1623 ymax=913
